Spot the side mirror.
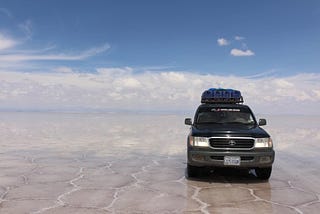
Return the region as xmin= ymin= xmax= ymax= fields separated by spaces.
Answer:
xmin=258 ymin=119 xmax=267 ymax=126
xmin=185 ymin=118 xmax=192 ymax=125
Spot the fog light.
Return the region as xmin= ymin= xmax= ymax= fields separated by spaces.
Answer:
xmin=192 ymin=154 xmax=205 ymax=161
xmin=260 ymin=156 xmax=271 ymax=163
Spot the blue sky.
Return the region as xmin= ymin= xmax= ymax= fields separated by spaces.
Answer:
xmin=0 ymin=0 xmax=320 ymax=113
xmin=1 ymin=0 xmax=319 ymax=75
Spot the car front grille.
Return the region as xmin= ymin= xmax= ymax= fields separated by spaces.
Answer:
xmin=209 ymin=138 xmax=254 ymax=150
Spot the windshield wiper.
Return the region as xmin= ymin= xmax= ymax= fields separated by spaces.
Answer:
xmin=227 ymin=121 xmax=255 ymax=125
xmin=196 ymin=122 xmax=224 ymax=124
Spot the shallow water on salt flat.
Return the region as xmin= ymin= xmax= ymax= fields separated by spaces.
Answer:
xmin=0 ymin=112 xmax=319 ymax=214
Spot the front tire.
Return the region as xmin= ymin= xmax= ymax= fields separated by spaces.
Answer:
xmin=255 ymin=167 xmax=272 ymax=180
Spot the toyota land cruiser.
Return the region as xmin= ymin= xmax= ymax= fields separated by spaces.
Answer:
xmin=185 ymin=88 xmax=275 ymax=180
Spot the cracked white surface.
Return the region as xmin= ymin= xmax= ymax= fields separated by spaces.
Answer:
xmin=0 ymin=112 xmax=319 ymax=213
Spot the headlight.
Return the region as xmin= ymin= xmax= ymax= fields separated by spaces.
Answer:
xmin=255 ymin=138 xmax=273 ymax=148
xmin=189 ymin=136 xmax=209 ymax=147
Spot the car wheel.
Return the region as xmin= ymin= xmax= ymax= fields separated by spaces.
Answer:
xmin=187 ymin=164 xmax=200 ymax=178
xmin=255 ymin=167 xmax=272 ymax=180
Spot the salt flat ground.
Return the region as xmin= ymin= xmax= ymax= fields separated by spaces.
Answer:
xmin=0 ymin=112 xmax=319 ymax=214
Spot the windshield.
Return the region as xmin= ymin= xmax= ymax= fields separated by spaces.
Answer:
xmin=196 ymin=107 xmax=255 ymax=125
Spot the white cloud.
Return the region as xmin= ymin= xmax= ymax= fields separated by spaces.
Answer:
xmin=0 ymin=27 xmax=109 ymax=64
xmin=217 ymin=38 xmax=229 ymax=46
xmin=53 ymin=66 xmax=74 ymax=73
xmin=0 ymin=33 xmax=17 ymax=50
xmin=160 ymin=72 xmax=187 ymax=83
xmin=0 ymin=43 xmax=110 ymax=62
xmin=230 ymin=48 xmax=255 ymax=56
xmin=0 ymin=69 xmax=319 ymax=114
xmin=235 ymin=36 xmax=245 ymax=41
xmin=0 ymin=8 xmax=12 ymax=18
xmin=218 ymin=36 xmax=255 ymax=57
xmin=274 ymin=79 xmax=294 ymax=88
xmin=114 ymin=77 xmax=142 ymax=89
xmin=313 ymin=90 xmax=320 ymax=99
xmin=19 ymin=19 xmax=33 ymax=39
xmin=97 ymin=67 xmax=133 ymax=76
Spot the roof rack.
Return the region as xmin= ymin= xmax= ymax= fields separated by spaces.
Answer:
xmin=201 ymin=88 xmax=244 ymax=104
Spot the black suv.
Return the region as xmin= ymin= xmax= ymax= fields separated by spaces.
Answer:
xmin=185 ymin=93 xmax=275 ymax=180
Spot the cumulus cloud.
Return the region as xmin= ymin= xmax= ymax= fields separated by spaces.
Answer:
xmin=217 ymin=38 xmax=229 ymax=46
xmin=53 ymin=66 xmax=74 ymax=73
xmin=0 ymin=33 xmax=17 ymax=50
xmin=0 ymin=68 xmax=319 ymax=114
xmin=114 ymin=77 xmax=142 ymax=89
xmin=97 ymin=67 xmax=133 ymax=76
xmin=230 ymin=48 xmax=255 ymax=56
xmin=217 ymin=36 xmax=255 ymax=57
xmin=161 ymin=72 xmax=187 ymax=83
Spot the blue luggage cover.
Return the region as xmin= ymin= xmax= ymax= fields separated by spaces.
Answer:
xmin=201 ymin=88 xmax=243 ymax=103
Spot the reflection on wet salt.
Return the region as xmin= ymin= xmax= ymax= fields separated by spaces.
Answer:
xmin=0 ymin=112 xmax=319 ymax=213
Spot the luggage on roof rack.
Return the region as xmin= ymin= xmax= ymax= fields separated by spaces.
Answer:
xmin=201 ymin=88 xmax=243 ymax=104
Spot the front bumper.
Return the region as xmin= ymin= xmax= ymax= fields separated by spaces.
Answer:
xmin=188 ymin=147 xmax=275 ymax=168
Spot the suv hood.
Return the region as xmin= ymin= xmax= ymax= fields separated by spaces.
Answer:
xmin=191 ymin=124 xmax=269 ymax=138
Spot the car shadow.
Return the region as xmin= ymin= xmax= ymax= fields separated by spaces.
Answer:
xmin=185 ymin=168 xmax=269 ymax=184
